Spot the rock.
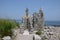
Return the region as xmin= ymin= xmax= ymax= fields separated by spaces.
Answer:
xmin=2 ymin=36 xmax=11 ymax=40
xmin=23 ymin=29 xmax=29 ymax=35
xmin=33 ymin=34 xmax=41 ymax=40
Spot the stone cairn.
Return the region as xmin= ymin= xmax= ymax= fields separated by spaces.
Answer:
xmin=20 ymin=8 xmax=44 ymax=34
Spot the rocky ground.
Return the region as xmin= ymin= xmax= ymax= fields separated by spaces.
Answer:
xmin=13 ymin=26 xmax=60 ymax=40
xmin=43 ymin=26 xmax=60 ymax=40
xmin=13 ymin=29 xmax=33 ymax=40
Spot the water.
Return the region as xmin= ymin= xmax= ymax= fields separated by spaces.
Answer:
xmin=16 ymin=20 xmax=60 ymax=26
xmin=45 ymin=21 xmax=60 ymax=26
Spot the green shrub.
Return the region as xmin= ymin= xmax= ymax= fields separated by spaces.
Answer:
xmin=36 ymin=29 xmax=42 ymax=35
xmin=0 ymin=19 xmax=19 ymax=38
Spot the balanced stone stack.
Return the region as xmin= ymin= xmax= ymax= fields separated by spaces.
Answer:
xmin=21 ymin=8 xmax=33 ymax=34
xmin=20 ymin=8 xmax=44 ymax=34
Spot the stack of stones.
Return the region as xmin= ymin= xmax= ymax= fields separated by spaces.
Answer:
xmin=20 ymin=8 xmax=44 ymax=34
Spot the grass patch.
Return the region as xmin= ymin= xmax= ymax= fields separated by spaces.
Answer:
xmin=0 ymin=19 xmax=19 ymax=38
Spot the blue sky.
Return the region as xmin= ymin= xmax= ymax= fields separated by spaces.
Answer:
xmin=0 ymin=0 xmax=60 ymax=21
